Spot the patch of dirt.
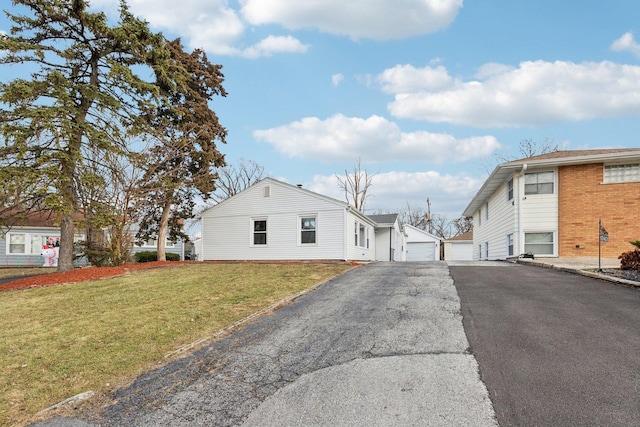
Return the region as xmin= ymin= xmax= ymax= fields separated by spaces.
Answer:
xmin=0 ymin=261 xmax=192 ymax=291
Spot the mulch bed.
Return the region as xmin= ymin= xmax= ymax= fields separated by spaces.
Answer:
xmin=0 ymin=261 xmax=192 ymax=292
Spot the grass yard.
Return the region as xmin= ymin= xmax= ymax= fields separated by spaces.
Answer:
xmin=0 ymin=262 xmax=353 ymax=426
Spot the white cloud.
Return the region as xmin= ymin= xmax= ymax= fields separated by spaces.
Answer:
xmin=240 ymin=0 xmax=463 ymax=40
xmin=376 ymin=64 xmax=453 ymax=93
xmin=253 ymin=114 xmax=500 ymax=163
xmin=241 ymin=35 xmax=310 ymax=59
xmin=384 ymin=60 xmax=640 ymax=127
xmin=89 ymin=0 xmax=308 ymax=58
xmin=332 ymin=73 xmax=344 ymax=87
xmin=610 ymin=32 xmax=640 ymax=58
xmin=307 ymin=170 xmax=482 ymax=217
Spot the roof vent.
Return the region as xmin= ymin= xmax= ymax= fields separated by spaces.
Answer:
xmin=296 ymin=184 xmax=303 ymax=188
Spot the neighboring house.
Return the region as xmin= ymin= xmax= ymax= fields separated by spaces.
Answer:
xmin=463 ymin=149 xmax=640 ymax=260
xmin=0 ymin=211 xmax=88 ymax=267
xmin=404 ymin=224 xmax=441 ymax=261
xmin=130 ymin=225 xmax=185 ymax=260
xmin=198 ymin=177 xmax=379 ymax=262
xmin=368 ymin=214 xmax=407 ymax=262
xmin=443 ymin=231 xmax=473 ymax=261
xmin=1 ymin=211 xmax=185 ymax=267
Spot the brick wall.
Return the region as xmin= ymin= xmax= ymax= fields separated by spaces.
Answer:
xmin=558 ymin=163 xmax=640 ymax=257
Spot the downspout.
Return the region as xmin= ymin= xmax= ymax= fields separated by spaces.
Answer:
xmin=517 ymin=163 xmax=527 ymax=255
xmin=389 ymin=227 xmax=392 ymax=261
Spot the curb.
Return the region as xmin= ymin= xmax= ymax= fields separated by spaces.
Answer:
xmin=515 ymin=259 xmax=640 ymax=288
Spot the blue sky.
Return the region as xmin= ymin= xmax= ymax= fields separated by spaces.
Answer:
xmin=3 ymin=0 xmax=640 ymax=220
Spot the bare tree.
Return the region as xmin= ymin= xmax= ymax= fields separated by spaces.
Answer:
xmin=210 ymin=159 xmax=266 ymax=203
xmin=494 ymin=138 xmax=559 ymax=164
xmin=397 ymin=203 xmax=428 ymax=230
xmin=451 ymin=216 xmax=473 ymax=236
xmin=336 ymin=159 xmax=375 ymax=212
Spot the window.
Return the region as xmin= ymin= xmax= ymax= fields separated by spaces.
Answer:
xmin=478 ymin=210 xmax=482 ymax=226
xmin=354 ymin=221 xmax=358 ymax=246
xmin=604 ymin=164 xmax=640 ymax=183
xmin=263 ymin=185 xmax=271 ymax=197
xmin=478 ymin=244 xmax=482 ymax=259
xmin=507 ymin=234 xmax=514 ymax=257
xmin=525 ymin=171 xmax=554 ymax=195
xmin=485 ymin=202 xmax=489 ymax=221
xmin=300 ymin=216 xmax=316 ymax=244
xmin=138 ymin=238 xmax=176 ymax=248
xmin=8 ymin=233 xmax=26 ymax=254
xmin=359 ymin=223 xmax=366 ymax=248
xmin=484 ymin=242 xmax=489 ymax=259
xmin=6 ymin=232 xmax=82 ymax=255
xmin=524 ymin=232 xmax=554 ymax=255
xmin=253 ymin=219 xmax=267 ymax=245
xmin=507 ymin=178 xmax=514 ymax=201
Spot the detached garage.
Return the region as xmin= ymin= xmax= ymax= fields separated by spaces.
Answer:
xmin=444 ymin=231 xmax=473 ymax=261
xmin=405 ymin=224 xmax=441 ymax=261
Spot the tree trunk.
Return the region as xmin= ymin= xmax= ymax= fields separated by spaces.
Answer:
xmin=58 ymin=213 xmax=75 ymax=272
xmin=156 ymin=199 xmax=172 ymax=262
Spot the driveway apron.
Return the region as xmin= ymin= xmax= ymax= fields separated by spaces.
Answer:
xmin=36 ymin=262 xmax=496 ymax=427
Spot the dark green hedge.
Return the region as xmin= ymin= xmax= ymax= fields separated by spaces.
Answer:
xmin=134 ymin=251 xmax=181 ymax=263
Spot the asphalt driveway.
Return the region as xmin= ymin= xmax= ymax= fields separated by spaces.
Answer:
xmin=36 ymin=262 xmax=495 ymax=426
xmin=450 ymin=263 xmax=640 ymax=426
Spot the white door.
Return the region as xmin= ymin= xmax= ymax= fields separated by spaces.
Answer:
xmin=407 ymin=242 xmax=435 ymax=261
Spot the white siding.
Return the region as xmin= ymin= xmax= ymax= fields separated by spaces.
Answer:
xmin=472 ymin=177 xmax=517 ymax=260
xmin=375 ymin=228 xmax=391 ymax=261
xmin=201 ymin=179 xmax=369 ymax=261
xmin=519 ymin=168 xmax=558 ymax=256
xmin=345 ymin=210 xmax=376 ymax=261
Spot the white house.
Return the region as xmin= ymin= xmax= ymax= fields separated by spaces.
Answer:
xmin=368 ymin=214 xmax=407 ymax=262
xmin=404 ymin=224 xmax=441 ymax=261
xmin=443 ymin=231 xmax=473 ymax=261
xmin=199 ymin=178 xmax=377 ymax=262
xmin=462 ymin=149 xmax=640 ymax=260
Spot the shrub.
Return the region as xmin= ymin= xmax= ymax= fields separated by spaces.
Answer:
xmin=619 ymin=241 xmax=640 ymax=270
xmin=134 ymin=251 xmax=180 ymax=263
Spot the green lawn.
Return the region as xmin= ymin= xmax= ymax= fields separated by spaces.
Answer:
xmin=0 ymin=262 xmax=353 ymax=427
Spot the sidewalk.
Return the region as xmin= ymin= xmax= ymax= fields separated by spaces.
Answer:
xmin=514 ymin=256 xmax=640 ymax=288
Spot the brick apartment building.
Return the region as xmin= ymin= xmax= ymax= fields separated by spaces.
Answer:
xmin=463 ymin=149 xmax=640 ymax=260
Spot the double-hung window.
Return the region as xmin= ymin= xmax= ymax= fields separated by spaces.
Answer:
xmin=252 ymin=219 xmax=267 ymax=245
xmin=507 ymin=234 xmax=514 ymax=257
xmin=507 ymin=178 xmax=514 ymax=201
xmin=300 ymin=216 xmax=317 ymax=244
xmin=524 ymin=171 xmax=554 ymax=195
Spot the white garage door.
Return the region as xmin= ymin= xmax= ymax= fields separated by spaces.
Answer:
xmin=407 ymin=242 xmax=436 ymax=262
xmin=450 ymin=242 xmax=473 ymax=261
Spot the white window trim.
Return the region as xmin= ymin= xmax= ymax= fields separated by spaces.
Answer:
xmin=251 ymin=217 xmax=268 ymax=247
xmin=524 ymin=231 xmax=556 ymax=257
xmin=524 ymin=171 xmax=555 ymax=195
xmin=298 ymin=214 xmax=317 ymax=246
